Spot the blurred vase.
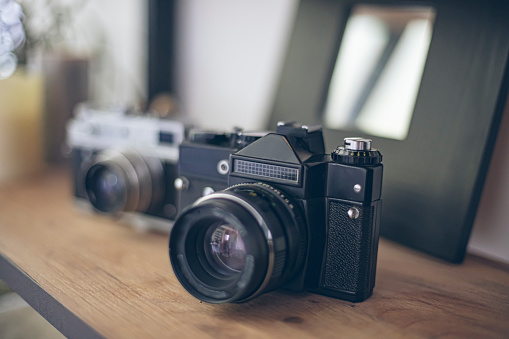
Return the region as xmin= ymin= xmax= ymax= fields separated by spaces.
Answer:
xmin=0 ymin=69 xmax=44 ymax=182
xmin=42 ymin=52 xmax=89 ymax=163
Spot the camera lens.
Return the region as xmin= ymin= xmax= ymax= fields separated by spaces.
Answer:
xmin=169 ymin=183 xmax=306 ymax=304
xmin=84 ymin=150 xmax=164 ymax=214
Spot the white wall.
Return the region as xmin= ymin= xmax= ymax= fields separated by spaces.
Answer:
xmin=468 ymin=103 xmax=509 ymax=264
xmin=175 ymin=0 xmax=299 ymax=131
xmin=75 ymin=0 xmax=148 ymax=106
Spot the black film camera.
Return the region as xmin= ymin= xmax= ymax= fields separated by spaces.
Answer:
xmin=67 ymin=104 xmax=185 ymax=232
xmin=169 ymin=122 xmax=383 ymax=303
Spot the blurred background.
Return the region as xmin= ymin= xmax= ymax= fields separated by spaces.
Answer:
xmin=0 ymin=0 xmax=508 ymax=337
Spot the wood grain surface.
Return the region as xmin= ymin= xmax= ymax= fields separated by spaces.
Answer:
xmin=0 ymin=167 xmax=508 ymax=338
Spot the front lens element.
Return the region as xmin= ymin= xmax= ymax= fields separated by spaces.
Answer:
xmin=86 ymin=165 xmax=126 ymax=213
xmin=207 ymin=223 xmax=247 ymax=273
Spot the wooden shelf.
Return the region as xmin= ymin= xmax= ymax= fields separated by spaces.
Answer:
xmin=0 ymin=167 xmax=508 ymax=338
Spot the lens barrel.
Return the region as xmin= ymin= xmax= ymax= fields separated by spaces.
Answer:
xmin=84 ymin=150 xmax=164 ymax=214
xmin=169 ymin=183 xmax=306 ymax=303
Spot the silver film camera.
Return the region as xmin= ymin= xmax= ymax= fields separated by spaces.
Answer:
xmin=66 ymin=104 xmax=185 ymax=232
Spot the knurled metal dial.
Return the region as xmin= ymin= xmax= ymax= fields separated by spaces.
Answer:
xmin=331 ymin=138 xmax=382 ymax=165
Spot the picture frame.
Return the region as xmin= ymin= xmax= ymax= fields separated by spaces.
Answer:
xmin=269 ymin=0 xmax=509 ymax=262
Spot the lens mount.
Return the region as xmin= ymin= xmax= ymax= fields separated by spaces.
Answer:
xmin=169 ymin=183 xmax=307 ymax=303
xmin=84 ymin=149 xmax=164 ymax=214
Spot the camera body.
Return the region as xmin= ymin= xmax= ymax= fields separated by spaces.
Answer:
xmin=170 ymin=122 xmax=383 ymax=303
xmin=67 ymin=104 xmax=185 ymax=231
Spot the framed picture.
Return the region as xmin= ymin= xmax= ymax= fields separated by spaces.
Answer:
xmin=269 ymin=0 xmax=509 ymax=262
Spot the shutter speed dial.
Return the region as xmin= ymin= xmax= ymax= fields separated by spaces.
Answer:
xmin=331 ymin=137 xmax=382 ymax=165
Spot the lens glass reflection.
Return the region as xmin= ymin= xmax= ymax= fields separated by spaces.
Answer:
xmin=207 ymin=223 xmax=247 ymax=274
xmin=87 ymin=166 xmax=125 ymax=212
